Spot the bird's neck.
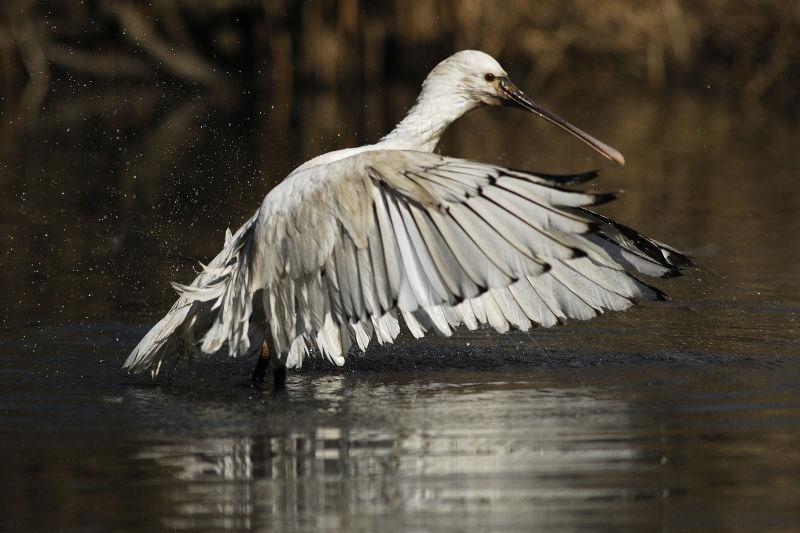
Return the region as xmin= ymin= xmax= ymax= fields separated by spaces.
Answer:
xmin=378 ymin=92 xmax=476 ymax=152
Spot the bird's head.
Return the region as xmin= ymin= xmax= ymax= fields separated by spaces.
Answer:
xmin=423 ymin=50 xmax=625 ymax=165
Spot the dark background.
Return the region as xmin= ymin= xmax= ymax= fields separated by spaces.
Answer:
xmin=3 ymin=0 xmax=799 ymax=104
xmin=1 ymin=2 xmax=800 ymax=532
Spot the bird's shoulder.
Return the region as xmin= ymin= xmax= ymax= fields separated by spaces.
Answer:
xmin=258 ymin=145 xmax=440 ymax=218
xmin=253 ymin=146 xmax=392 ymax=255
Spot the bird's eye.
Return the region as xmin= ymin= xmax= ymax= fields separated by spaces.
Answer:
xmin=484 ymin=73 xmax=496 ymax=82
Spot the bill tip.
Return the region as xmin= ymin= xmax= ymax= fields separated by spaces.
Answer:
xmin=610 ymin=150 xmax=626 ymax=166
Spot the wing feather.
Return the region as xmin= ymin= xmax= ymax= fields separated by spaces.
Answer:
xmin=154 ymin=149 xmax=690 ymax=371
xmin=408 ymin=203 xmax=478 ymax=298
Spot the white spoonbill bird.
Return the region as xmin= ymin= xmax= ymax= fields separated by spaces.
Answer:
xmin=124 ymin=50 xmax=691 ymax=386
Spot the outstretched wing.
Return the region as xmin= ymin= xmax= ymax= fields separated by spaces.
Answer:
xmin=176 ymin=149 xmax=689 ymax=368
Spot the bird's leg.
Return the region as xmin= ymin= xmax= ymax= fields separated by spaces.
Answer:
xmin=252 ymin=333 xmax=287 ymax=390
xmin=251 ymin=340 xmax=271 ymax=383
xmin=265 ymin=331 xmax=287 ymax=391
xmin=271 ymin=357 xmax=287 ymax=391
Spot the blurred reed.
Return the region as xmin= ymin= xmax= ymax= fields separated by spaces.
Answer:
xmin=1 ymin=0 xmax=798 ymax=118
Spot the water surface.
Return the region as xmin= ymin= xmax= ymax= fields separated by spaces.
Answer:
xmin=1 ymin=81 xmax=799 ymax=531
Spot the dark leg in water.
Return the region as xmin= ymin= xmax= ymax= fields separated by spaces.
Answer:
xmin=252 ymin=333 xmax=287 ymax=390
xmin=252 ymin=340 xmax=271 ymax=383
xmin=272 ymin=363 xmax=287 ymax=391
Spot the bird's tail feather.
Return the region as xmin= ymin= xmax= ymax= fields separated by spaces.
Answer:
xmin=123 ymin=296 xmax=202 ymax=377
xmin=124 ymin=217 xmax=259 ymax=376
xmin=195 ymin=224 xmax=258 ymax=356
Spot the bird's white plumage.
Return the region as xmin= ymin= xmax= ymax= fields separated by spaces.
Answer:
xmin=124 ymin=50 xmax=689 ymax=376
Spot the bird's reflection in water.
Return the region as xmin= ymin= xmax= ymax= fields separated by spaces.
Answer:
xmin=134 ymin=375 xmax=660 ymax=531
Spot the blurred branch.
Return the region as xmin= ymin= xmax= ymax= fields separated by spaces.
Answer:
xmin=0 ymin=0 xmax=798 ymax=113
xmin=10 ymin=15 xmax=50 ymax=119
xmin=45 ymin=44 xmax=150 ymax=78
xmin=101 ymin=2 xmax=224 ymax=86
xmin=743 ymin=16 xmax=793 ymax=104
xmin=661 ymin=0 xmax=691 ymax=66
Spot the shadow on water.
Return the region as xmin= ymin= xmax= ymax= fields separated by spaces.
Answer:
xmin=2 ymin=73 xmax=800 ymax=531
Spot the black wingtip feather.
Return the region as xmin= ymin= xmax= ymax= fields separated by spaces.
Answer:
xmin=530 ymin=169 xmax=600 ymax=185
xmin=635 ymin=279 xmax=670 ymax=301
xmin=653 ymin=288 xmax=669 ymax=301
xmin=586 ymin=221 xmax=603 ymax=233
xmin=582 ymin=209 xmax=693 ymax=273
xmin=591 ymin=192 xmax=618 ymax=206
xmin=666 ymin=251 xmax=694 ymax=269
xmin=661 ymin=268 xmax=683 ymax=279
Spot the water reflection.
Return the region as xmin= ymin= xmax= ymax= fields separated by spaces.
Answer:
xmin=134 ymin=377 xmax=661 ymax=531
